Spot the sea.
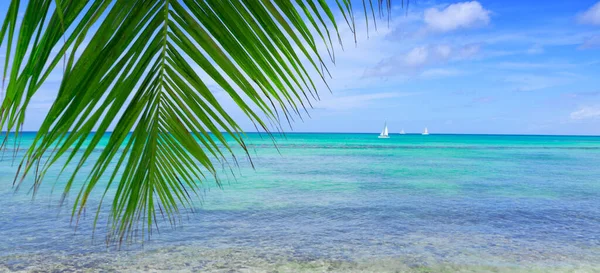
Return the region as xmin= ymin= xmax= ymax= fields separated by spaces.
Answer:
xmin=1 ymin=132 xmax=600 ymax=272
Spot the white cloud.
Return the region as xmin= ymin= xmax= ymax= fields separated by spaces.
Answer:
xmin=577 ymin=2 xmax=600 ymax=25
xmin=424 ymin=1 xmax=491 ymax=32
xmin=401 ymin=44 xmax=454 ymax=67
xmin=365 ymin=43 xmax=481 ymax=77
xmin=579 ymin=35 xmax=600 ymax=49
xmin=570 ymin=106 xmax=600 ymax=120
xmin=404 ymin=46 xmax=430 ymax=67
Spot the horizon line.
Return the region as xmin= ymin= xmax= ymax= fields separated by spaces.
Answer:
xmin=4 ymin=131 xmax=600 ymax=137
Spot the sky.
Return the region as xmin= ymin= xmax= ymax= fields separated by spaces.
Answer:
xmin=6 ymin=0 xmax=600 ymax=135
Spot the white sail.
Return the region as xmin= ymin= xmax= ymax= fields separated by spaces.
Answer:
xmin=422 ymin=127 xmax=429 ymax=135
xmin=378 ymin=123 xmax=390 ymax=138
xmin=400 ymin=129 xmax=405 ymax=134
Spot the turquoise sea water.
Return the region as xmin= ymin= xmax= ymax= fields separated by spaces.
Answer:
xmin=1 ymin=133 xmax=600 ymax=272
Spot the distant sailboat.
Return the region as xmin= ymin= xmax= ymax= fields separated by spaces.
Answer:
xmin=399 ymin=129 xmax=406 ymax=135
xmin=378 ymin=123 xmax=390 ymax=139
xmin=422 ymin=127 xmax=429 ymax=135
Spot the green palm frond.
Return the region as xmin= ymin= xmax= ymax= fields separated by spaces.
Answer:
xmin=0 ymin=0 xmax=398 ymax=243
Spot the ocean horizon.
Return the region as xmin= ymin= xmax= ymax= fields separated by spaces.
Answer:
xmin=6 ymin=131 xmax=600 ymax=137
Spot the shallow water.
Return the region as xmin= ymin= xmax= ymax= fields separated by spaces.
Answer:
xmin=1 ymin=133 xmax=600 ymax=272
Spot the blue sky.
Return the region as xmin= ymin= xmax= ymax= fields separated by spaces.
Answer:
xmin=7 ymin=1 xmax=600 ymax=135
xmin=285 ymin=0 xmax=600 ymax=135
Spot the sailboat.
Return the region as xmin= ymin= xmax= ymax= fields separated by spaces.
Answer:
xmin=422 ymin=127 xmax=429 ymax=135
xmin=378 ymin=123 xmax=390 ymax=139
xmin=399 ymin=129 xmax=406 ymax=135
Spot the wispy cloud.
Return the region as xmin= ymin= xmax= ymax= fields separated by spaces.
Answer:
xmin=365 ymin=43 xmax=481 ymax=77
xmin=420 ymin=68 xmax=465 ymax=78
xmin=571 ymin=106 xmax=600 ymax=120
xmin=563 ymin=91 xmax=600 ymax=99
xmin=579 ymin=35 xmax=600 ymax=49
xmin=472 ymin=96 xmax=494 ymax=104
xmin=423 ymin=1 xmax=491 ymax=32
xmin=504 ymin=73 xmax=577 ymax=92
xmin=577 ymin=1 xmax=600 ymax=25
xmin=493 ymin=61 xmax=579 ymax=70
xmin=463 ymin=96 xmax=495 ymax=108
xmin=526 ymin=44 xmax=544 ymax=54
xmin=440 ymin=96 xmax=496 ymax=110
xmin=313 ymin=92 xmax=419 ymax=111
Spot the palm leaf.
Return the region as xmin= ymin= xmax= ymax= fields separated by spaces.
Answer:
xmin=0 ymin=0 xmax=397 ymax=243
